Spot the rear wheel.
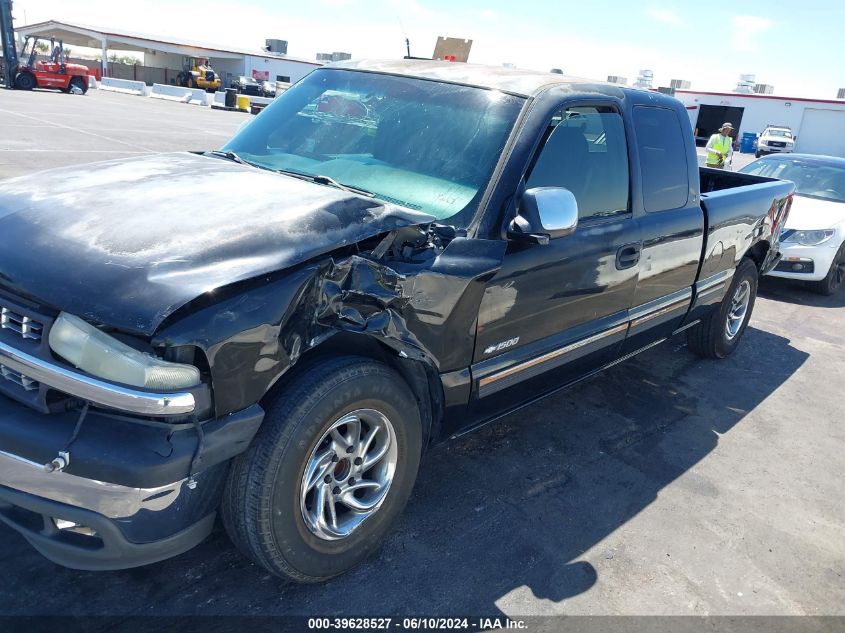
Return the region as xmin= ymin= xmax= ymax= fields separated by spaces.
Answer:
xmin=14 ymin=72 xmax=36 ymax=90
xmin=809 ymin=242 xmax=845 ymax=296
xmin=69 ymin=76 xmax=88 ymax=95
xmin=687 ymin=258 xmax=758 ymax=359
xmin=222 ymin=356 xmax=422 ymax=582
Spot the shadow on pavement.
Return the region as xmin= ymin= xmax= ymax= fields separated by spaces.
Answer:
xmin=758 ymin=276 xmax=845 ymax=308
xmin=0 ymin=326 xmax=808 ymax=617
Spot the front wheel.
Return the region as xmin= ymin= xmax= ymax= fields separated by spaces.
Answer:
xmin=687 ymin=258 xmax=758 ymax=359
xmin=14 ymin=72 xmax=36 ymax=90
xmin=69 ymin=76 xmax=88 ymax=95
xmin=222 ymin=356 xmax=422 ymax=582
xmin=810 ymin=242 xmax=845 ymax=296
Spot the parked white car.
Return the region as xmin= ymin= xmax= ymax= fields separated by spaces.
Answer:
xmin=741 ymin=154 xmax=845 ymax=295
xmin=755 ymin=126 xmax=795 ymax=158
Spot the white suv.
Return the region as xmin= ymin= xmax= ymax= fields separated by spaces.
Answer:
xmin=756 ymin=126 xmax=795 ymax=158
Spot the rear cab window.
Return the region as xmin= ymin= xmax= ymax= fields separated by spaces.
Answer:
xmin=633 ymin=106 xmax=690 ymax=212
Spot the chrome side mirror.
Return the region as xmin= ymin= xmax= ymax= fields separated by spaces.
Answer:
xmin=508 ymin=187 xmax=579 ymax=245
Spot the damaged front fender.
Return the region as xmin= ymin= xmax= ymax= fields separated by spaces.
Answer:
xmin=155 ymin=230 xmax=506 ymax=423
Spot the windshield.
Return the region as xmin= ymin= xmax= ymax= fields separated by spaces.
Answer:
xmin=222 ymin=68 xmax=524 ymax=226
xmin=741 ymin=158 xmax=845 ymax=202
xmin=765 ymin=129 xmax=792 ymax=138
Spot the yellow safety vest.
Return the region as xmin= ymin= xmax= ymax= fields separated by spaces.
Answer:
xmin=707 ymin=134 xmax=732 ymax=165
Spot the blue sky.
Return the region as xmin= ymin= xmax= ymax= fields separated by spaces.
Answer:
xmin=16 ymin=0 xmax=845 ymax=98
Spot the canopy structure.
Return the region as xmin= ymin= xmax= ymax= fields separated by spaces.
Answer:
xmin=16 ymin=20 xmax=319 ymax=78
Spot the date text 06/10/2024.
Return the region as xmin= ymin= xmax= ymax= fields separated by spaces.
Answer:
xmin=307 ymin=617 xmax=528 ymax=630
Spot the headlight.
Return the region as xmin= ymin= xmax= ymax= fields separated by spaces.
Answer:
xmin=783 ymin=229 xmax=835 ymax=247
xmin=49 ymin=313 xmax=200 ymax=390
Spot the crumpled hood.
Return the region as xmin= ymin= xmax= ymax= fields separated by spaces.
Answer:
xmin=0 ymin=152 xmax=433 ymax=336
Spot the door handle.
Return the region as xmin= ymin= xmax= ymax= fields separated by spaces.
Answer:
xmin=616 ymin=243 xmax=641 ymax=270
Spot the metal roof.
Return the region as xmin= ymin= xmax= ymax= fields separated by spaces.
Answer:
xmin=17 ymin=20 xmax=322 ymax=66
xmin=330 ymin=59 xmax=606 ymax=97
xmin=676 ymin=89 xmax=845 ymax=108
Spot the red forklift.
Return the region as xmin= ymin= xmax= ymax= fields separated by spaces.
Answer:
xmin=10 ymin=35 xmax=90 ymax=93
xmin=1 ymin=0 xmax=89 ymax=93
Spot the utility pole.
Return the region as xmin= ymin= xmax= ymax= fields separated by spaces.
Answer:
xmin=0 ymin=0 xmax=18 ymax=88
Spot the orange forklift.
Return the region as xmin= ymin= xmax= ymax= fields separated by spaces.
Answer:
xmin=1 ymin=0 xmax=89 ymax=93
xmin=10 ymin=35 xmax=90 ymax=93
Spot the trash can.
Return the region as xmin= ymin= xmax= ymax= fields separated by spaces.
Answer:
xmin=225 ymin=88 xmax=237 ymax=108
xmin=237 ymin=94 xmax=250 ymax=111
xmin=740 ymin=132 xmax=757 ymax=154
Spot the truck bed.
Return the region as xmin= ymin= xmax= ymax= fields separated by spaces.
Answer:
xmin=699 ymin=166 xmax=780 ymax=194
xmin=697 ymin=166 xmax=795 ymax=282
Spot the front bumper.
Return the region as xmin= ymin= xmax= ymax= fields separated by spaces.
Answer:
xmin=758 ymin=144 xmax=794 ymax=154
xmin=0 ymin=393 xmax=263 ymax=570
xmin=0 ymin=472 xmax=218 ymax=571
xmin=767 ymin=241 xmax=839 ymax=281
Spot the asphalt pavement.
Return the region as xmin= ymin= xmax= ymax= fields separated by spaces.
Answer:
xmin=0 ymin=88 xmax=842 ymax=620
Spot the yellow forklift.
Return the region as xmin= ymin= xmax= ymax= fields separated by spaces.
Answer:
xmin=176 ymin=57 xmax=221 ymax=92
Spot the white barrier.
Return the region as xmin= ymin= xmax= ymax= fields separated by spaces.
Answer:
xmin=149 ymin=83 xmax=207 ymax=105
xmin=100 ymin=77 xmax=146 ymax=96
xmin=88 ymin=75 xmax=98 ymax=89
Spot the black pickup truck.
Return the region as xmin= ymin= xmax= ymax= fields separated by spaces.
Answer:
xmin=0 ymin=60 xmax=793 ymax=581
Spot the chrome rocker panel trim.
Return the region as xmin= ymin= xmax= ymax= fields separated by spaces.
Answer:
xmin=0 ymin=339 xmax=196 ymax=415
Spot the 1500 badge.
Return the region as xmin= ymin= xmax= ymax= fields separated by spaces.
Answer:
xmin=484 ymin=337 xmax=519 ymax=355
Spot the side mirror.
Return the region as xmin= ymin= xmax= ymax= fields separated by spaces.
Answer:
xmin=508 ymin=187 xmax=578 ymax=245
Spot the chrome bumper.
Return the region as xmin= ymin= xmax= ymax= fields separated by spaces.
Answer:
xmin=0 ymin=449 xmax=187 ymax=519
xmin=0 ymin=339 xmax=195 ymax=415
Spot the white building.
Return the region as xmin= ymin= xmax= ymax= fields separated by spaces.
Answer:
xmin=676 ymin=89 xmax=845 ymax=157
xmin=17 ymin=20 xmax=323 ymax=86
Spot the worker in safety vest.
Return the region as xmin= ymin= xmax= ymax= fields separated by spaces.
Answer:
xmin=706 ymin=122 xmax=735 ymax=169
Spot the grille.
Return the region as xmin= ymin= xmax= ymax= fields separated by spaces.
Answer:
xmin=0 ymin=363 xmax=39 ymax=391
xmin=0 ymin=306 xmax=43 ymax=342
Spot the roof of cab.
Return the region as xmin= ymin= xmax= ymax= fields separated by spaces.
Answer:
xmin=328 ymin=59 xmax=617 ymax=98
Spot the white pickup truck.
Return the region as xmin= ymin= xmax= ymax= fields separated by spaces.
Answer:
xmin=756 ymin=126 xmax=795 ymax=158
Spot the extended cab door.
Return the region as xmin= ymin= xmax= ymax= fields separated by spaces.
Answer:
xmin=470 ymin=103 xmax=640 ymax=409
xmin=621 ymin=104 xmax=705 ymax=354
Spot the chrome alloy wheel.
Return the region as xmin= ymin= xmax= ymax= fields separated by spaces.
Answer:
xmin=299 ymin=409 xmax=398 ymax=541
xmin=725 ymin=279 xmax=751 ymax=340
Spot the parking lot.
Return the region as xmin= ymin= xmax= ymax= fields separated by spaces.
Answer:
xmin=0 ymin=89 xmax=843 ymax=619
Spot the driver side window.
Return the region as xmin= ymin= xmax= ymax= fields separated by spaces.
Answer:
xmin=527 ymin=105 xmax=630 ymax=220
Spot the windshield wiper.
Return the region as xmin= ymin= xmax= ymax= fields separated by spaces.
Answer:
xmin=311 ymin=174 xmax=375 ymax=198
xmin=273 ymin=169 xmax=375 ymax=198
xmin=206 ymin=150 xmax=260 ymax=168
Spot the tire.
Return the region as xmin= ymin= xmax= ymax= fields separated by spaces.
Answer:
xmin=222 ymin=356 xmax=422 ymax=582
xmin=69 ymin=77 xmax=88 ymax=95
xmin=755 ymin=151 xmax=761 ymax=159
xmin=809 ymin=242 xmax=845 ymax=296
xmin=14 ymin=72 xmax=35 ymax=90
xmin=687 ymin=258 xmax=758 ymax=359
